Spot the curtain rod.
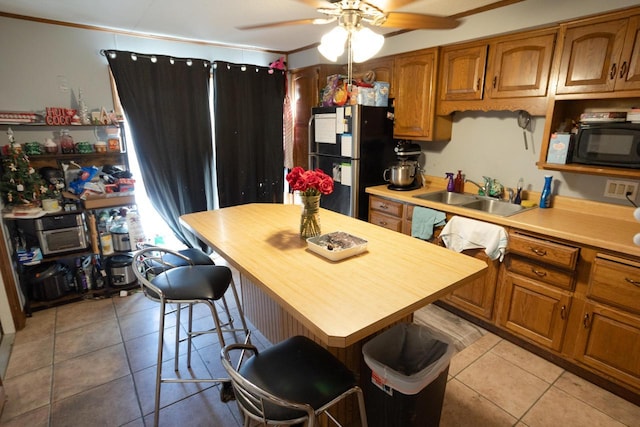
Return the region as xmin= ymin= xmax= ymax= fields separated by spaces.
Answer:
xmin=100 ymin=49 xmax=210 ymax=67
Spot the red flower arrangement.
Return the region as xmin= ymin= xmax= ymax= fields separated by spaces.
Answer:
xmin=286 ymin=166 xmax=334 ymax=197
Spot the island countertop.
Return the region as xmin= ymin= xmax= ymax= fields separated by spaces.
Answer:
xmin=180 ymin=203 xmax=487 ymax=348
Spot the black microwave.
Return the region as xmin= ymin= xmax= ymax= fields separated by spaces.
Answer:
xmin=571 ymin=122 xmax=640 ymax=169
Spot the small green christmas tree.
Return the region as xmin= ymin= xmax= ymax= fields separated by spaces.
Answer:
xmin=1 ymin=128 xmax=43 ymax=207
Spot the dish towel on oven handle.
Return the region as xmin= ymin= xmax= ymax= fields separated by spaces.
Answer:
xmin=411 ymin=206 xmax=447 ymax=241
xmin=439 ymin=216 xmax=508 ymax=261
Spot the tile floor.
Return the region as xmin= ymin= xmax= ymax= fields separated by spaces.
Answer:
xmin=1 ymin=271 xmax=639 ymax=426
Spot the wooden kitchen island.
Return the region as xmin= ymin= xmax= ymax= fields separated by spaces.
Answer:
xmin=180 ymin=203 xmax=486 ymax=423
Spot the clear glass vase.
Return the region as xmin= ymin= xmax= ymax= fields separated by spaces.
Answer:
xmin=300 ymin=194 xmax=321 ymax=238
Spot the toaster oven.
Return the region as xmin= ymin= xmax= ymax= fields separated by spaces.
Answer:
xmin=34 ymin=213 xmax=88 ymax=255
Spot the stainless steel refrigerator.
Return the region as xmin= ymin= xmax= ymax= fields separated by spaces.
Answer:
xmin=308 ymin=105 xmax=395 ymax=220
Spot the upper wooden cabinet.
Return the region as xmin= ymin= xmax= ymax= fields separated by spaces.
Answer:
xmin=440 ymin=44 xmax=488 ymax=101
xmin=487 ymin=32 xmax=556 ymax=98
xmin=394 ymin=48 xmax=452 ymax=141
xmin=556 ymin=15 xmax=640 ymax=94
xmin=438 ymin=28 xmax=556 ymax=115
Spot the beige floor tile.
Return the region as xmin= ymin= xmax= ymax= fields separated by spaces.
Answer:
xmin=13 ymin=309 xmax=55 ymax=346
xmin=440 ymin=378 xmax=517 ymax=427
xmin=54 ymin=316 xmax=122 ymax=363
xmin=124 ymin=326 xmax=190 ymax=373
xmin=490 ymin=339 xmax=564 ymax=383
xmin=5 ymin=333 xmax=53 ymax=379
xmin=113 ymin=290 xmax=157 ymax=317
xmin=144 ymin=385 xmax=241 ymax=427
xmin=522 ymin=386 xmax=626 ymax=426
xmin=50 ymin=376 xmax=142 ymax=427
xmin=456 ymin=351 xmax=550 ymax=418
xmin=449 ymin=332 xmax=501 ymax=376
xmin=118 ymin=305 xmax=177 ymax=342
xmin=0 ymin=365 xmax=52 ymax=422
xmin=52 ymin=343 xmax=129 ymax=402
xmin=0 ymin=405 xmax=50 ymax=427
xmin=132 ymin=349 xmax=218 ymax=416
xmin=55 ymin=298 xmax=116 ymax=333
xmin=554 ymin=371 xmax=640 ymax=426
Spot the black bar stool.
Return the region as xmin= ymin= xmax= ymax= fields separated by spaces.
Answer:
xmin=221 ymin=335 xmax=368 ymax=427
xmin=133 ymin=247 xmax=251 ymax=427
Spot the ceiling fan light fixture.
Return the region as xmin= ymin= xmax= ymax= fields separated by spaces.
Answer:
xmin=351 ymin=27 xmax=384 ymax=63
xmin=318 ymin=25 xmax=348 ymax=62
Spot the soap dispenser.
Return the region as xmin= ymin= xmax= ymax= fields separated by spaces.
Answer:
xmin=446 ymin=172 xmax=455 ymax=192
xmin=539 ymin=175 xmax=553 ymax=208
xmin=454 ymin=170 xmax=464 ymax=193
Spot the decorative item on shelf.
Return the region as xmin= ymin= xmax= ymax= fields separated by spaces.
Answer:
xmin=43 ymin=138 xmax=58 ymax=154
xmin=24 ymin=141 xmax=42 ymax=156
xmin=39 ymin=166 xmax=64 ymax=212
xmin=286 ymin=166 xmax=334 ymax=238
xmin=45 ymin=107 xmax=75 ymax=126
xmin=59 ymin=129 xmax=74 ymax=154
xmin=94 ymin=140 xmax=107 ymax=153
xmin=0 ymin=128 xmax=43 ymax=207
xmin=74 ymin=141 xmax=92 ymax=154
xmin=77 ymin=88 xmax=91 ymax=125
xmin=106 ymin=126 xmax=121 ymax=152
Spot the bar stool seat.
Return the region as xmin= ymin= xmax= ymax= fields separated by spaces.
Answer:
xmin=222 ymin=335 xmax=367 ymax=427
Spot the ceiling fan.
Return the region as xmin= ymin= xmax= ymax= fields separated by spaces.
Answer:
xmin=238 ymin=0 xmax=460 ymax=32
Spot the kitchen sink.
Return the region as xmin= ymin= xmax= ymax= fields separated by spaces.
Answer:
xmin=413 ymin=190 xmax=535 ymax=217
xmin=458 ymin=198 xmax=532 ymax=217
xmin=413 ymin=190 xmax=479 ymax=205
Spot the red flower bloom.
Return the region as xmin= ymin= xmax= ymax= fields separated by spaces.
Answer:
xmin=286 ymin=167 xmax=334 ymax=196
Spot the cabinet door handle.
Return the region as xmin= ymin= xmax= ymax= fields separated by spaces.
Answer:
xmin=610 ymin=63 xmax=617 ymax=80
xmin=560 ymin=305 xmax=566 ymax=320
xmin=378 ymin=221 xmax=388 ymax=226
xmin=619 ymin=61 xmax=628 ymax=79
xmin=492 ymin=76 xmax=497 ymax=88
xmin=625 ymin=277 xmax=640 ymax=287
xmin=583 ymin=313 xmax=591 ymax=328
xmin=379 ymin=203 xmax=388 ymax=210
xmin=476 ymin=78 xmax=481 ymax=91
xmin=529 ymin=247 xmax=547 ymax=257
xmin=531 ymin=268 xmax=547 ymax=277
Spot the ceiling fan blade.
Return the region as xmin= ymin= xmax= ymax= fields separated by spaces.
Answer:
xmin=366 ymin=0 xmax=420 ymax=10
xmin=382 ymin=12 xmax=460 ymax=30
xmin=238 ymin=17 xmax=335 ymax=30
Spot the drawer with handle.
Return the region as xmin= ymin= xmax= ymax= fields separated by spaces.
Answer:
xmin=508 ymin=232 xmax=579 ymax=270
xmin=588 ymin=254 xmax=640 ymax=314
xmin=369 ymin=196 xmax=404 ymax=218
xmin=506 ymin=255 xmax=575 ymax=291
xmin=369 ymin=211 xmax=403 ymax=232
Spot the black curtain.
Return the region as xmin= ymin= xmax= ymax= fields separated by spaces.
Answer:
xmin=105 ymin=50 xmax=214 ymax=250
xmin=213 ymin=62 xmax=285 ymax=207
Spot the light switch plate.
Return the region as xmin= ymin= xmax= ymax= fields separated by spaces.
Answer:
xmin=604 ymin=179 xmax=639 ymax=200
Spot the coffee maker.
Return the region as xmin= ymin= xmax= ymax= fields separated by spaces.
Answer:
xmin=383 ymin=141 xmax=423 ymax=190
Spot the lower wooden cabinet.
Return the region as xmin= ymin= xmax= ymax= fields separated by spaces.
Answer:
xmin=497 ymin=271 xmax=572 ymax=351
xmin=573 ymin=302 xmax=640 ymax=391
xmin=444 ymin=249 xmax=499 ymax=320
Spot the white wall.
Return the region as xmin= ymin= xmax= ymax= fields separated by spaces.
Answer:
xmin=289 ymin=0 xmax=640 ymax=205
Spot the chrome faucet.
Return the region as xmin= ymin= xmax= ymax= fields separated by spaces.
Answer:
xmin=465 ymin=177 xmax=492 ymax=196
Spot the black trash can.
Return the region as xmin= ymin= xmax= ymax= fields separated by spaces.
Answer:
xmin=362 ymin=322 xmax=454 ymax=427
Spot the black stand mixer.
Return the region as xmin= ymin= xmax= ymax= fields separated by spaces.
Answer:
xmin=383 ymin=141 xmax=423 ymax=191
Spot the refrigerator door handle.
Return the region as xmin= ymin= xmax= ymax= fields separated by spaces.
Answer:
xmin=307 ymin=114 xmax=315 ymax=169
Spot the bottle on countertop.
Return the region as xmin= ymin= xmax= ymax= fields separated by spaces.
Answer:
xmin=454 ymin=170 xmax=464 ymax=193
xmin=446 ymin=172 xmax=455 ymax=192
xmin=539 ymin=175 xmax=553 ymax=208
